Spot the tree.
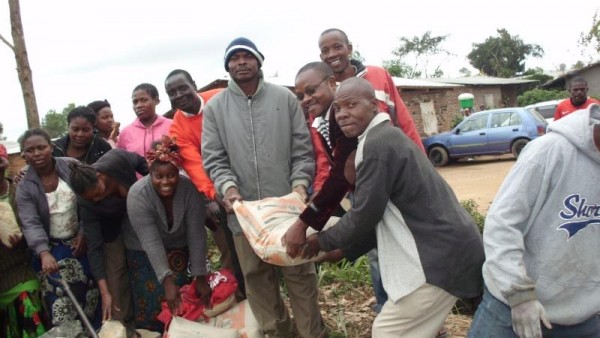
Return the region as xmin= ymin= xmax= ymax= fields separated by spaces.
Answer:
xmin=42 ymin=103 xmax=76 ymax=138
xmin=383 ymin=31 xmax=451 ymax=78
xmin=383 ymin=59 xmax=415 ymax=78
xmin=0 ymin=0 xmax=39 ymax=128
xmin=467 ymin=29 xmax=544 ymax=78
xmin=522 ymin=67 xmax=553 ymax=85
xmin=351 ymin=48 xmax=365 ymax=63
xmin=579 ymin=11 xmax=600 ymax=55
xmin=572 ymin=60 xmax=585 ymax=70
xmin=0 ymin=121 xmax=5 ymax=141
xmin=459 ymin=67 xmax=472 ymax=77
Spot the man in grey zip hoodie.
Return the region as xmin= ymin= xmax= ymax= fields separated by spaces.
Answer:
xmin=202 ymin=37 xmax=326 ymax=338
xmin=468 ymin=104 xmax=600 ymax=338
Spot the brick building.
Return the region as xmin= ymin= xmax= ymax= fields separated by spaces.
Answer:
xmin=198 ymin=75 xmax=536 ymax=137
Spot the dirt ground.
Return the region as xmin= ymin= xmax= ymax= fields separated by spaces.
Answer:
xmin=436 ymin=154 xmax=517 ymax=213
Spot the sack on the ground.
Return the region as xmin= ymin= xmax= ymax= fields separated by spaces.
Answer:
xmin=204 ymin=300 xmax=262 ymax=338
xmin=39 ymin=320 xmax=83 ymax=338
xmin=205 ymin=269 xmax=238 ymax=317
xmin=165 ymin=316 xmax=240 ymax=338
xmin=233 ymin=192 xmax=338 ymax=266
xmin=158 ymin=268 xmax=239 ymax=325
xmin=0 ymin=200 xmax=22 ymax=249
xmin=98 ymin=320 xmax=127 ymax=338
xmin=136 ymin=329 xmax=161 ymax=338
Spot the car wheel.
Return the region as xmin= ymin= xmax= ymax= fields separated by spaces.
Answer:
xmin=428 ymin=146 xmax=449 ymax=167
xmin=511 ymin=139 xmax=529 ymax=158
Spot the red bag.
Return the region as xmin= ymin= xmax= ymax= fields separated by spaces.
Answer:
xmin=158 ymin=268 xmax=239 ymax=326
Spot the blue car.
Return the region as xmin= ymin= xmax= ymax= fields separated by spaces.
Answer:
xmin=422 ymin=107 xmax=548 ymax=167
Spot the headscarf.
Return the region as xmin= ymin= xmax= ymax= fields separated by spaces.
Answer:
xmin=145 ymin=135 xmax=182 ymax=169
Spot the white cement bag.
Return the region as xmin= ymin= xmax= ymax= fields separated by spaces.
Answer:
xmin=166 ymin=316 xmax=240 ymax=338
xmin=98 ymin=320 xmax=127 ymax=338
xmin=233 ymin=192 xmax=338 ymax=266
xmin=136 ymin=329 xmax=161 ymax=338
xmin=204 ymin=300 xmax=262 ymax=338
xmin=0 ymin=201 xmax=22 ymax=249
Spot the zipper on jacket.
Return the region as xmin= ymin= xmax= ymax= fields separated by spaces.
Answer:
xmin=247 ymin=97 xmax=261 ymax=199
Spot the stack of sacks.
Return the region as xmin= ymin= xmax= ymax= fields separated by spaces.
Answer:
xmin=233 ymin=192 xmax=338 ymax=266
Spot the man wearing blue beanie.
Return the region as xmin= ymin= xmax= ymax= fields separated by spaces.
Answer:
xmin=202 ymin=37 xmax=327 ymax=337
xmin=223 ymin=37 xmax=265 ymax=72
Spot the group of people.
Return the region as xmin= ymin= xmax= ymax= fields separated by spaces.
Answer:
xmin=1 ymin=26 xmax=599 ymax=338
xmin=0 ymin=58 xmax=241 ymax=335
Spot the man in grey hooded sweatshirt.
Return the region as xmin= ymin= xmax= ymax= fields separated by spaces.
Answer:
xmin=468 ymin=104 xmax=600 ymax=338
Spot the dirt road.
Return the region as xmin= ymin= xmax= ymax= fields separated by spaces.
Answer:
xmin=436 ymin=154 xmax=516 ymax=213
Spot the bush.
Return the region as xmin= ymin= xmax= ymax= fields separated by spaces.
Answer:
xmin=517 ymin=88 xmax=568 ymax=106
xmin=460 ymin=199 xmax=486 ymax=234
xmin=451 ymin=113 xmax=465 ymax=128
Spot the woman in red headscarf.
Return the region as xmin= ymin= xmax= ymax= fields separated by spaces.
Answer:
xmin=125 ymin=135 xmax=211 ymax=332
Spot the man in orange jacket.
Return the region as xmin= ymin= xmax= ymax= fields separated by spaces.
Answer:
xmin=165 ymin=69 xmax=244 ymax=298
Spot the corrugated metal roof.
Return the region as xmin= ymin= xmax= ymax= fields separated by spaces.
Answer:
xmin=541 ymin=61 xmax=600 ymax=88
xmin=200 ymin=73 xmax=538 ymax=91
xmin=199 ymin=75 xmax=464 ymax=91
xmin=391 ymin=77 xmax=463 ymax=88
xmin=0 ymin=140 xmax=20 ymax=154
xmin=427 ymin=76 xmax=537 ymax=85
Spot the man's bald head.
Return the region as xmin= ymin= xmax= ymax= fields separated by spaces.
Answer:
xmin=333 ymin=77 xmax=379 ymax=138
xmin=336 ymin=77 xmax=376 ymax=101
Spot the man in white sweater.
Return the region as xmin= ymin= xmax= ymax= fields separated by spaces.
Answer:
xmin=468 ymin=104 xmax=600 ymax=337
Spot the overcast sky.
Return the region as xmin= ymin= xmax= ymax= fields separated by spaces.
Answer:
xmin=1 ymin=0 xmax=599 ymax=141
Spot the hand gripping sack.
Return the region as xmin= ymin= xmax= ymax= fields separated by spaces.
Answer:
xmin=233 ymin=192 xmax=338 ymax=266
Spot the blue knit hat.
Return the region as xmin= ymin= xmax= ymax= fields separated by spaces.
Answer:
xmin=224 ymin=37 xmax=265 ymax=71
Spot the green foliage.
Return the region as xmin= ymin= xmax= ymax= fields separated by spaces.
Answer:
xmin=41 ymin=103 xmax=76 ymax=138
xmin=451 ymin=113 xmax=465 ymax=128
xmin=317 ymin=255 xmax=371 ymax=289
xmin=523 ymin=73 xmax=553 ymax=85
xmin=579 ymin=11 xmax=600 ymax=54
xmin=460 ymin=199 xmax=486 ymax=234
xmin=517 ymin=88 xmax=568 ymax=106
xmin=521 ymin=67 xmax=553 ymax=85
xmin=383 ymin=59 xmax=414 ymax=78
xmin=468 ymin=28 xmax=544 ymax=77
xmin=42 ymin=109 xmax=67 ymax=139
xmin=431 ymin=67 xmax=444 ymax=78
xmin=383 ymin=31 xmax=450 ymax=79
xmin=351 ymin=49 xmax=365 ymax=63
xmin=459 ymin=67 xmax=472 ymax=77
xmin=572 ymin=60 xmax=586 ymax=70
